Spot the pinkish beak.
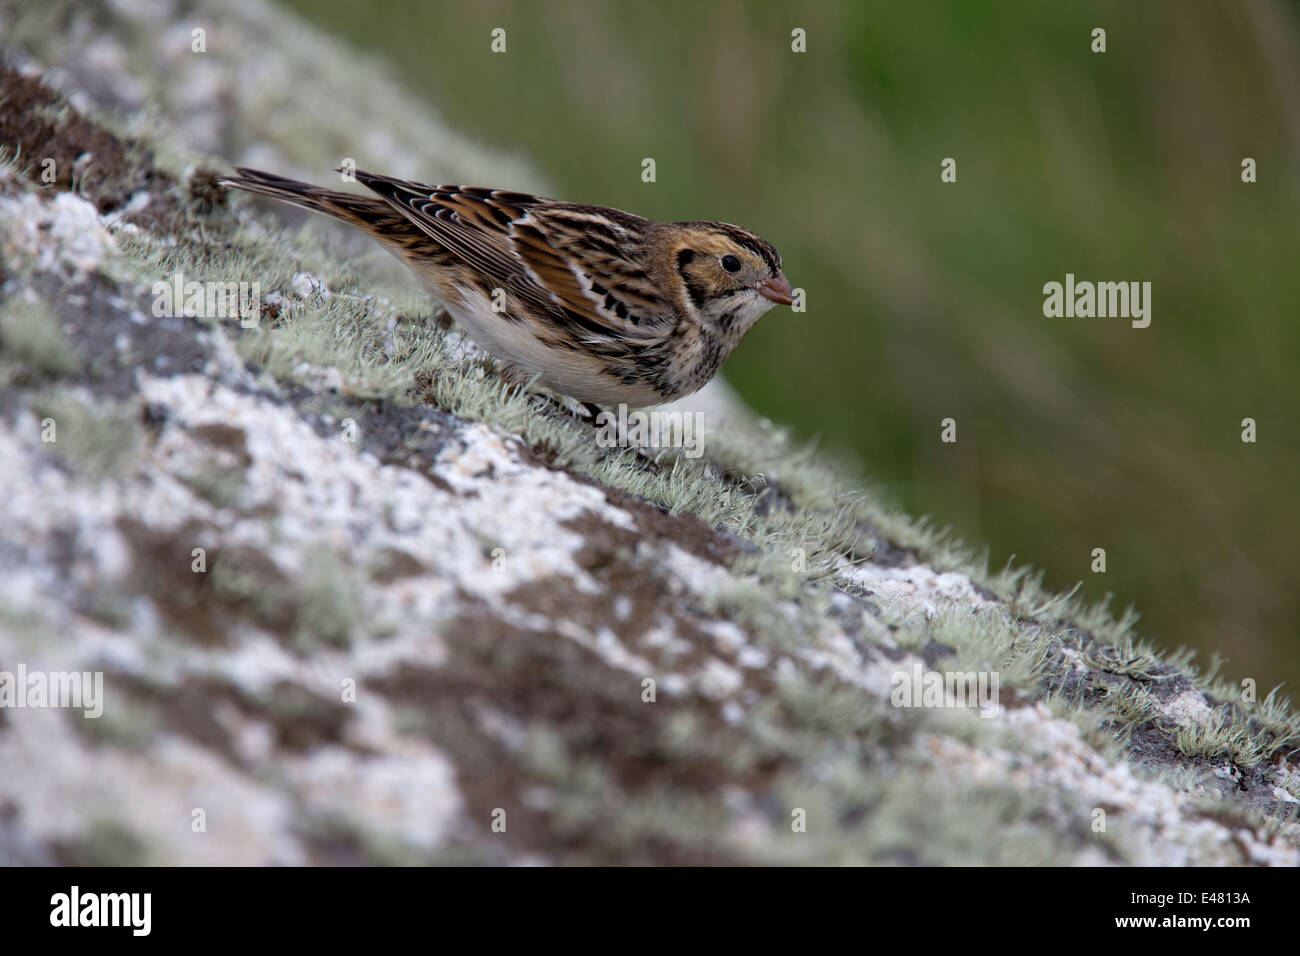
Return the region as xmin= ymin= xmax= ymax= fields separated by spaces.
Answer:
xmin=757 ymin=272 xmax=795 ymax=306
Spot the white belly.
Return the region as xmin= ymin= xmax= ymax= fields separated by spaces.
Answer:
xmin=439 ymin=283 xmax=667 ymax=406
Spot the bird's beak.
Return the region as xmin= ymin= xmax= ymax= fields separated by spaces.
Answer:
xmin=757 ymin=272 xmax=795 ymax=306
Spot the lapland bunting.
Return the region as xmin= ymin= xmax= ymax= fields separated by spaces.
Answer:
xmin=221 ymin=167 xmax=794 ymax=407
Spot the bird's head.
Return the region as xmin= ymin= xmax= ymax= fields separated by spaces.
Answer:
xmin=667 ymin=222 xmax=794 ymax=340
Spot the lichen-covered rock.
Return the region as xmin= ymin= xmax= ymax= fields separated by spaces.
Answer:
xmin=0 ymin=0 xmax=1297 ymax=865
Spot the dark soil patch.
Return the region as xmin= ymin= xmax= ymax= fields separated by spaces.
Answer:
xmin=115 ymin=516 xmax=303 ymax=647
xmin=24 ymin=270 xmax=212 ymax=400
xmin=595 ymin=484 xmax=741 ymax=567
xmin=367 ymin=607 xmax=779 ymax=864
xmin=189 ymin=423 xmax=252 ymax=468
xmin=368 ymin=546 xmax=430 ymax=583
xmin=109 ymin=671 xmax=356 ymax=770
xmin=0 ymin=64 xmax=180 ymax=230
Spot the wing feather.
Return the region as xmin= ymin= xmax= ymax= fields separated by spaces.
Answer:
xmin=349 ymin=170 xmax=671 ymax=340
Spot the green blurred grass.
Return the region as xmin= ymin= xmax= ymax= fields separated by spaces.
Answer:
xmin=277 ymin=0 xmax=1300 ymax=692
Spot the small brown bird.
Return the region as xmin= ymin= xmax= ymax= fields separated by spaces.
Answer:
xmin=221 ymin=168 xmax=794 ymax=407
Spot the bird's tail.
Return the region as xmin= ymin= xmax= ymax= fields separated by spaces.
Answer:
xmin=220 ymin=167 xmax=417 ymax=240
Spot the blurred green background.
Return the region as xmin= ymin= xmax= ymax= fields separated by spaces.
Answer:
xmin=277 ymin=0 xmax=1300 ymax=692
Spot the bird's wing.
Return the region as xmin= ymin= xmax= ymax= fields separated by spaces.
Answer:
xmin=349 ymin=170 xmax=673 ymax=341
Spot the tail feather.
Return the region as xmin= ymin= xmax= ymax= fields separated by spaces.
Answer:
xmin=221 ymin=167 xmax=437 ymax=254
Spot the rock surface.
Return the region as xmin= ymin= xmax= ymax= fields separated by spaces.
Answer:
xmin=0 ymin=0 xmax=1297 ymax=865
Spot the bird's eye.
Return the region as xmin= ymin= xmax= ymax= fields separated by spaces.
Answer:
xmin=721 ymin=254 xmax=741 ymax=273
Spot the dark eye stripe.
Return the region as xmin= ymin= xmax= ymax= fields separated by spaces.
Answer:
xmin=705 ymin=223 xmax=780 ymax=275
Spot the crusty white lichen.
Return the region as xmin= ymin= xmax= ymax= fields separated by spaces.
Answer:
xmin=1 ymin=0 xmax=1297 ymax=866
